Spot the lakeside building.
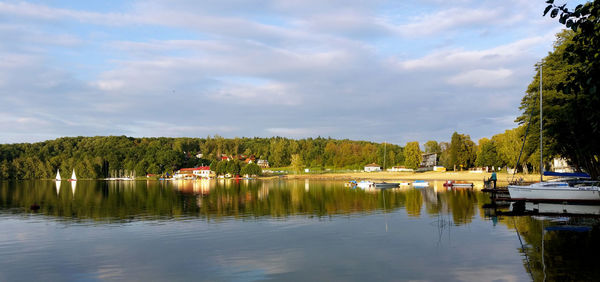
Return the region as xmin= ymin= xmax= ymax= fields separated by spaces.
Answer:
xmin=388 ymin=166 xmax=413 ymax=172
xmin=420 ymin=153 xmax=437 ymax=168
xmin=364 ymin=163 xmax=382 ymax=172
xmin=257 ymin=159 xmax=270 ymax=168
xmin=552 ymin=157 xmax=575 ymax=173
xmin=173 ymin=166 xmax=212 ymax=179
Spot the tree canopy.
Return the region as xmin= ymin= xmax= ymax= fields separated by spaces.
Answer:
xmin=517 ymin=1 xmax=600 ymax=178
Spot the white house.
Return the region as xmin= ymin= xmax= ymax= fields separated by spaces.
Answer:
xmin=173 ymin=166 xmax=212 ymax=179
xmin=388 ymin=166 xmax=413 ymax=172
xmin=364 ymin=163 xmax=382 ymax=172
xmin=552 ymin=157 xmax=575 ymax=173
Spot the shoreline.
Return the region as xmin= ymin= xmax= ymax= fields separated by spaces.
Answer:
xmin=280 ymin=171 xmax=543 ymax=183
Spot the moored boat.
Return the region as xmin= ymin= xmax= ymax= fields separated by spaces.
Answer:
xmin=508 ymin=173 xmax=600 ymax=202
xmin=374 ymin=182 xmax=399 ymax=189
xmin=413 ymin=180 xmax=429 ymax=187
xmin=506 ymin=64 xmax=599 ymax=203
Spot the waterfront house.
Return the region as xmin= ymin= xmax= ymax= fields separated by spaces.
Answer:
xmin=257 ymin=159 xmax=270 ymax=168
xmin=552 ymin=157 xmax=575 ymax=173
xmin=420 ymin=153 xmax=437 ymax=167
xmin=364 ymin=163 xmax=382 ymax=172
xmin=173 ymin=166 xmax=212 ymax=179
xmin=388 ymin=166 xmax=413 ymax=172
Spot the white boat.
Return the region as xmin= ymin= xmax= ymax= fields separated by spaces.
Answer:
xmin=412 ymin=180 xmax=429 ymax=187
xmin=509 ymin=177 xmax=600 ymax=202
xmin=68 ymin=169 xmax=77 ymax=181
xmin=357 ymin=181 xmax=374 ymax=189
xmin=508 ymin=62 xmax=599 ymax=202
xmin=55 ymin=169 xmax=61 ymax=181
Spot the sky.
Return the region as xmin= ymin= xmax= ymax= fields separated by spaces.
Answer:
xmin=0 ymin=0 xmax=583 ymax=146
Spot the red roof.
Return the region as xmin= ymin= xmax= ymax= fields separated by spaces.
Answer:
xmin=179 ymin=166 xmax=211 ymax=171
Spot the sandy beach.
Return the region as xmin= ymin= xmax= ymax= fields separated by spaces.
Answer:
xmin=281 ymin=171 xmax=542 ymax=184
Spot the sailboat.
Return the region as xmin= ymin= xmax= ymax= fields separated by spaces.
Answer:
xmin=507 ymin=62 xmax=600 ymax=202
xmin=68 ymin=169 xmax=77 ymax=182
xmin=55 ymin=169 xmax=61 ymax=181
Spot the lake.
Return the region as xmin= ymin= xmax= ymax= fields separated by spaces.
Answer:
xmin=1 ymin=179 xmax=599 ymax=281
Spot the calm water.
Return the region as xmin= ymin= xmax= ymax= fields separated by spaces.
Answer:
xmin=1 ymin=180 xmax=599 ymax=281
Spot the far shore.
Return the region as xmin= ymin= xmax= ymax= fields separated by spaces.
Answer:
xmin=280 ymin=171 xmax=543 ymax=184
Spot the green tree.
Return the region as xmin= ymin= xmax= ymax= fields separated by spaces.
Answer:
xmin=290 ymin=154 xmax=305 ymax=173
xmin=534 ymin=0 xmax=600 ymax=178
xmin=475 ymin=138 xmax=502 ymax=168
xmin=449 ymin=132 xmax=476 ymax=170
xmin=404 ymin=142 xmax=422 ymax=169
xmin=424 ymin=140 xmax=441 ymax=154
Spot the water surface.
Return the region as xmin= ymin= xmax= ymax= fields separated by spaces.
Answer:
xmin=1 ymin=180 xmax=599 ymax=281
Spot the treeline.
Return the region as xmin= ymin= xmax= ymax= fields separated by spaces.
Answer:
xmin=0 ymin=136 xmax=403 ymax=179
xmin=428 ymin=127 xmax=543 ymax=173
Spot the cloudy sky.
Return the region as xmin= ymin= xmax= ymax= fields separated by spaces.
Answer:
xmin=0 ymin=0 xmax=581 ymax=145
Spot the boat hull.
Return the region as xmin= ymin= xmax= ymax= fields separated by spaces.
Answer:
xmin=508 ymin=183 xmax=600 ymax=202
xmin=374 ymin=183 xmax=399 ymax=189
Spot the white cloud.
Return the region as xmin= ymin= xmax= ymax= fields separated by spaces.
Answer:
xmin=0 ymin=0 xmax=570 ymax=145
xmin=447 ymin=68 xmax=513 ymax=88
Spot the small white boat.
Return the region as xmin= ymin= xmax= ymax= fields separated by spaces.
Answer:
xmin=399 ymin=182 xmax=411 ymax=186
xmin=374 ymin=182 xmax=399 ymax=189
xmin=55 ymin=169 xmax=61 ymax=181
xmin=68 ymin=169 xmax=77 ymax=181
xmin=412 ymin=180 xmax=429 ymax=187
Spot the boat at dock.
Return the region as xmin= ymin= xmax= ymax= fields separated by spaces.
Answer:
xmin=55 ymin=169 xmax=61 ymax=181
xmin=508 ymin=172 xmax=600 ymax=202
xmin=374 ymin=182 xmax=399 ymax=189
xmin=506 ymin=63 xmax=599 ymax=202
xmin=356 ymin=181 xmax=399 ymax=189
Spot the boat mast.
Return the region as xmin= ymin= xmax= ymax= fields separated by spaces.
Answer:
xmin=383 ymin=142 xmax=386 ymax=170
xmin=540 ymin=61 xmax=543 ymax=182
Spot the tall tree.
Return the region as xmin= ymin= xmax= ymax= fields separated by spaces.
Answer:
xmin=424 ymin=140 xmax=441 ymax=154
xmin=290 ymin=154 xmax=305 ymax=173
xmin=404 ymin=142 xmax=422 ymax=169
xmin=532 ymin=0 xmax=600 ymax=178
xmin=449 ymin=132 xmax=476 ymax=170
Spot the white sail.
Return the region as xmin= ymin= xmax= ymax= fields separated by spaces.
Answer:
xmin=56 ymin=169 xmax=61 ymax=181
xmin=71 ymin=169 xmax=77 ymax=181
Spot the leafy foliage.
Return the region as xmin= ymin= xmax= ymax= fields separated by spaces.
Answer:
xmin=538 ymin=0 xmax=600 ymax=178
xmin=0 ymin=136 xmax=402 ymax=179
xmin=403 ymin=142 xmax=422 ymax=169
xmin=448 ymin=132 xmax=476 ymax=170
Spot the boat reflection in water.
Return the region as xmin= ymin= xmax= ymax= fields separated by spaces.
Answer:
xmin=522 ymin=202 xmax=600 ymax=216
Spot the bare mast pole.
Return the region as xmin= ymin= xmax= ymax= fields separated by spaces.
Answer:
xmin=540 ymin=61 xmax=543 ymax=182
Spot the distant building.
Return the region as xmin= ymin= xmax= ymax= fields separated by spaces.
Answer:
xmin=364 ymin=163 xmax=382 ymax=172
xmin=173 ymin=166 xmax=212 ymax=179
xmin=552 ymin=157 xmax=575 ymax=173
xmin=420 ymin=153 xmax=437 ymax=167
xmin=257 ymin=159 xmax=270 ymax=168
xmin=388 ymin=166 xmax=413 ymax=172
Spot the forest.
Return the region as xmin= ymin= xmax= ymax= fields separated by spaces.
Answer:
xmin=0 ymin=127 xmax=541 ymax=180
